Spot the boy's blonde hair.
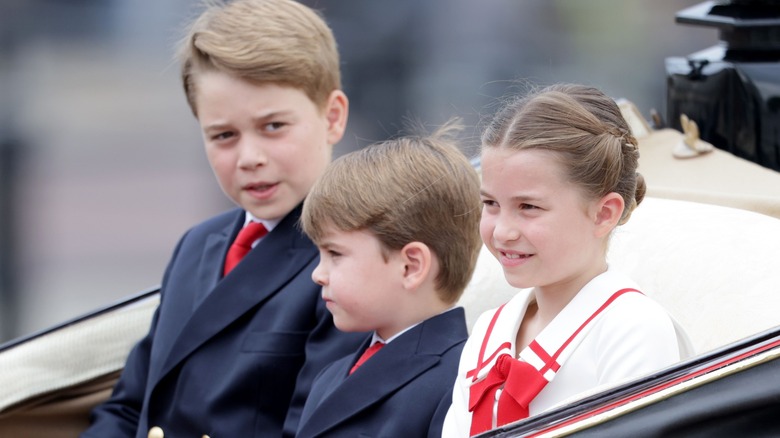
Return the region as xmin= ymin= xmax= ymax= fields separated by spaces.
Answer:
xmin=482 ymin=83 xmax=645 ymax=225
xmin=302 ymin=122 xmax=482 ymax=305
xmin=179 ymin=0 xmax=341 ymax=116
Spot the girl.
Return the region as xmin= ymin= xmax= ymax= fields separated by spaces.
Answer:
xmin=443 ymin=84 xmax=684 ymax=436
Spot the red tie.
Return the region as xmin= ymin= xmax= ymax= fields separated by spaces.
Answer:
xmin=349 ymin=341 xmax=384 ymax=374
xmin=223 ymin=221 xmax=268 ymax=276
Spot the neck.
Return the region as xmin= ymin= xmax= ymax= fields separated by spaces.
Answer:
xmin=377 ymin=289 xmax=451 ymax=340
xmin=533 ymin=262 xmax=608 ymax=324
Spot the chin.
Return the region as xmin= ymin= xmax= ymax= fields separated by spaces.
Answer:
xmin=503 ymin=273 xmax=532 ymax=289
xmin=335 ymin=323 xmax=361 ymax=333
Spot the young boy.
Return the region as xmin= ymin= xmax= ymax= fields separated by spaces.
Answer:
xmin=81 ymin=1 xmax=364 ymax=437
xmin=295 ymin=123 xmax=483 ymax=438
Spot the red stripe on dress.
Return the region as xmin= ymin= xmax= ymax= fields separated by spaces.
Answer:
xmin=467 ymin=303 xmax=508 ymax=380
xmin=529 ymin=340 xmax=561 ymax=375
xmin=548 ymin=288 xmax=641 ymax=367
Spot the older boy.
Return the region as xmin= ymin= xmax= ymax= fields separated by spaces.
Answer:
xmin=296 ymin=123 xmax=482 ymax=437
xmin=81 ymin=1 xmax=364 ymax=437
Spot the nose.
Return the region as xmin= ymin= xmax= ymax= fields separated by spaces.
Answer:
xmin=237 ymin=136 xmax=268 ymax=169
xmin=491 ymin=212 xmax=521 ymax=244
xmin=311 ymin=261 xmax=328 ymax=286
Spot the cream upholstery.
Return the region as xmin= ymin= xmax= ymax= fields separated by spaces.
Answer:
xmin=0 ymin=293 xmax=158 ymax=413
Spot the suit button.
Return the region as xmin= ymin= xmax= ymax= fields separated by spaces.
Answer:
xmin=202 ymin=435 xmax=211 ymax=438
xmin=148 ymin=426 xmax=164 ymax=438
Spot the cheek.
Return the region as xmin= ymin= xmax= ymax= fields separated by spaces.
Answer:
xmin=523 ymin=224 xmax=549 ymax=247
xmin=328 ymin=265 xmax=354 ymax=295
xmin=479 ymin=215 xmax=494 ymax=242
xmin=307 ymin=142 xmax=332 ymax=170
xmin=308 ymin=151 xmax=330 ymax=176
xmin=207 ymin=154 xmax=235 ymax=183
xmin=295 ymin=151 xmax=331 ymax=192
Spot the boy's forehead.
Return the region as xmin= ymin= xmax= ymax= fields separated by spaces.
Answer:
xmin=315 ymin=225 xmax=372 ymax=244
xmin=316 ymin=224 xmax=350 ymax=241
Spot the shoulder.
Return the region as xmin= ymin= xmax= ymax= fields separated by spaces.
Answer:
xmin=601 ymin=292 xmax=675 ymax=334
xmin=426 ymin=307 xmax=468 ymax=335
xmin=586 ymin=269 xmax=677 ymax=338
xmin=586 ymin=292 xmax=680 ymax=380
xmin=409 ymin=308 xmax=469 ymax=357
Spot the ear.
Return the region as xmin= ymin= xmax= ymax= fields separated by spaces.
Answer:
xmin=324 ymin=89 xmax=349 ymax=146
xmin=399 ymin=242 xmax=433 ymax=291
xmin=593 ymin=192 xmax=624 ymax=238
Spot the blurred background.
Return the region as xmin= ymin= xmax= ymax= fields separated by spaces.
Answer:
xmin=0 ymin=0 xmax=717 ymax=342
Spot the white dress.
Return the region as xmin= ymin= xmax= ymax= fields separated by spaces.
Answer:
xmin=442 ymin=267 xmax=682 ymax=437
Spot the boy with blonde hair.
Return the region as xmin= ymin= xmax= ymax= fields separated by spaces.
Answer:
xmin=295 ymin=124 xmax=482 ymax=437
xmin=82 ymin=1 xmax=363 ymax=437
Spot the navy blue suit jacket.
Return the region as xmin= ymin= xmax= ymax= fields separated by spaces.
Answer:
xmin=296 ymin=307 xmax=468 ymax=438
xmin=81 ymin=205 xmax=365 ymax=438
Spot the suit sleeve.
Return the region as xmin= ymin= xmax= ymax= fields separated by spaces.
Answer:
xmin=80 ymin=235 xmax=186 ymax=438
xmin=282 ymin=291 xmax=364 ymax=437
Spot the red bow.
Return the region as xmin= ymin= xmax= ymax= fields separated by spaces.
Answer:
xmin=468 ymin=354 xmax=548 ymax=436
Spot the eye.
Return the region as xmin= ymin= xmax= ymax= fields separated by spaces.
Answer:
xmin=481 ymin=199 xmax=498 ymax=208
xmin=264 ymin=121 xmax=287 ymax=132
xmin=210 ymin=131 xmax=235 ymax=142
xmin=520 ymin=203 xmax=539 ymax=210
xmin=319 ymin=247 xmax=342 ymax=259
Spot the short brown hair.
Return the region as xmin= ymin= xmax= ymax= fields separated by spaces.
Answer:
xmin=179 ymin=0 xmax=341 ymax=116
xmin=302 ymin=122 xmax=482 ymax=304
xmin=482 ymin=83 xmax=645 ymax=225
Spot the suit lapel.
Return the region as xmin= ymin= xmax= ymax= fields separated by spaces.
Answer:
xmin=156 ymin=206 xmax=317 ymax=382
xmin=299 ymin=308 xmax=467 ymax=436
xmin=192 ymin=216 xmax=241 ymax=310
xmin=309 ymin=341 xmax=368 ymax=407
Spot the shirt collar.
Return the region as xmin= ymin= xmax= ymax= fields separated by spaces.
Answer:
xmin=244 ymin=211 xmax=281 ymax=233
xmin=371 ymin=306 xmax=458 ymax=345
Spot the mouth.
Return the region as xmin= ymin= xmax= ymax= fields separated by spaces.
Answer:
xmin=244 ymin=181 xmax=277 ymax=191
xmin=498 ymin=249 xmax=534 ymax=266
xmin=323 ymin=298 xmax=337 ymax=312
xmin=501 ymin=251 xmax=532 ymax=259
xmin=243 ymin=182 xmax=279 ymax=199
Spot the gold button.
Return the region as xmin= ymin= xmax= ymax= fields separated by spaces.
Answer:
xmin=148 ymin=426 xmax=164 ymax=438
xmin=202 ymin=435 xmax=211 ymax=438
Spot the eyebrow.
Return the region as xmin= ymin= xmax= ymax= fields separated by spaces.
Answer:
xmin=480 ymin=189 xmax=541 ymax=204
xmin=202 ymin=110 xmax=294 ymax=132
xmin=511 ymin=195 xmax=542 ymax=203
xmin=317 ymin=239 xmax=343 ymax=250
xmin=252 ymin=110 xmax=293 ymax=122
